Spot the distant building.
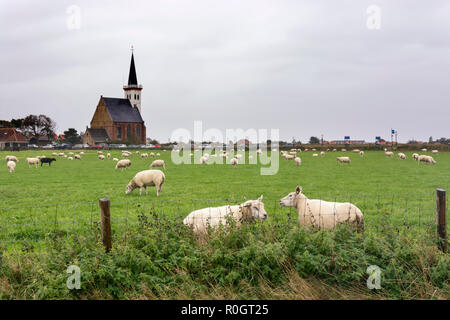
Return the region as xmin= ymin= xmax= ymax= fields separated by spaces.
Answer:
xmin=0 ymin=128 xmax=28 ymax=150
xmin=83 ymin=51 xmax=146 ymax=146
xmin=330 ymin=140 xmax=366 ymax=145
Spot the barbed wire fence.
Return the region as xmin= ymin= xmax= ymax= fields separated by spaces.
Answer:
xmin=0 ymin=190 xmax=447 ymax=256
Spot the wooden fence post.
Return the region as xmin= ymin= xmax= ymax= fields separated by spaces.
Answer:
xmin=99 ymin=197 xmax=112 ymax=253
xmin=436 ymin=189 xmax=447 ymax=253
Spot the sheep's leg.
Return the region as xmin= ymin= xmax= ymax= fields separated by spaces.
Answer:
xmin=139 ymin=187 xmax=142 ymax=196
xmin=145 ymin=186 xmax=148 ymax=195
xmin=156 ymin=185 xmax=162 ymax=196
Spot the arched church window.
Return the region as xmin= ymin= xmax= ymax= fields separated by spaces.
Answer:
xmin=127 ymin=125 xmax=131 ymax=138
xmin=117 ymin=126 xmax=122 ymax=139
xmin=136 ymin=125 xmax=140 ymax=138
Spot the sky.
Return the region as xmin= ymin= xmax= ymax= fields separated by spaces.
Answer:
xmin=0 ymin=0 xmax=449 ymax=143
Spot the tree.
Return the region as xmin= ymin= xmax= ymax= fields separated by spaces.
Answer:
xmin=63 ymin=128 xmax=82 ymax=145
xmin=309 ymin=136 xmax=320 ymax=144
xmin=22 ymin=114 xmax=56 ymax=139
xmin=428 ymin=136 xmax=433 ymax=144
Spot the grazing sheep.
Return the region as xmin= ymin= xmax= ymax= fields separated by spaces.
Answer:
xmin=68 ymin=152 xmax=74 ymax=155
xmin=200 ymin=156 xmax=208 ymax=164
xmin=80 ymin=152 xmax=85 ymax=155
xmin=332 ymin=149 xmax=337 ymax=152
xmin=68 ymin=157 xmax=73 ymax=160
xmin=141 ymin=153 xmax=148 ymax=159
xmin=40 ymin=157 xmax=56 ymax=166
xmin=352 ymin=149 xmax=360 ymax=153
xmin=312 ymin=153 xmax=318 ymax=157
xmin=432 ymin=150 xmax=439 ymax=154
xmin=421 ymin=148 xmax=427 ymax=152
xmin=107 ymin=153 xmax=111 ymax=159
xmin=97 ymin=151 xmax=103 ymax=155
xmin=136 ymin=151 xmax=140 ymax=155
xmin=150 ymin=152 xmax=155 ymax=158
xmin=115 ymin=159 xmax=131 ymax=170
xmin=397 ymin=153 xmax=406 ymax=160
xmin=122 ymin=152 xmax=130 ymax=158
xmin=98 ymin=155 xmax=105 ymax=160
xmin=156 ymin=153 xmax=160 ymax=156
xmin=417 ymin=155 xmax=436 ymax=165
xmin=320 ymin=151 xmax=325 ymax=157
xmin=295 ymin=157 xmax=302 ymax=166
xmin=341 ymin=148 xmax=347 ymax=152
xmin=283 ymin=154 xmax=295 ymax=160
xmin=58 ymin=153 xmax=65 ymax=157
xmin=231 ymin=158 xmax=238 ymax=168
xmin=5 ymin=155 xmax=19 ymax=163
xmin=7 ymin=160 xmax=16 ymax=173
xmin=412 ymin=153 xmax=419 ymax=160
xmin=336 ymin=156 xmax=350 ymax=165
xmin=183 ymin=196 xmax=267 ymax=235
xmin=360 ymin=151 xmax=364 ymax=157
xmin=150 ymin=159 xmax=165 ymax=170
xmin=75 ymin=155 xmax=81 ymax=160
xmin=52 ymin=152 xmax=57 ymax=156
xmin=125 ymin=169 xmax=165 ymax=196
xmin=280 ymin=186 xmax=364 ymax=232
xmin=312 ymin=148 xmax=317 ymax=151
xmin=385 ymin=151 xmax=394 ymax=157
xmin=112 ymin=158 xmax=119 ymax=162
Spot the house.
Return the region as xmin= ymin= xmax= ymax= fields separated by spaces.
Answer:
xmin=83 ymin=50 xmax=146 ymax=145
xmin=0 ymin=128 xmax=29 ymax=150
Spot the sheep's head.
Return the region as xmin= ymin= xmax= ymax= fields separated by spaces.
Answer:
xmin=279 ymin=186 xmax=303 ymax=207
xmin=242 ymin=195 xmax=267 ymax=221
xmin=125 ymin=182 xmax=135 ymax=195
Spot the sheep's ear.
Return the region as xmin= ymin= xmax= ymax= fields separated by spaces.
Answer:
xmin=258 ymin=195 xmax=263 ymax=201
xmin=296 ymin=186 xmax=302 ymax=194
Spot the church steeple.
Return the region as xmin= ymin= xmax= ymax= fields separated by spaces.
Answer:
xmin=123 ymin=46 xmax=143 ymax=114
xmin=128 ymin=52 xmax=138 ymax=85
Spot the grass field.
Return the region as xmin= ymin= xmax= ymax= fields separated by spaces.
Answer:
xmin=0 ymin=149 xmax=448 ymax=299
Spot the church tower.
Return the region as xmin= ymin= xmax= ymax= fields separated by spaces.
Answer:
xmin=123 ymin=48 xmax=143 ymax=113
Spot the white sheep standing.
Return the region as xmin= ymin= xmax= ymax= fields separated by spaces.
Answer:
xmin=397 ymin=153 xmax=406 ymax=160
xmin=115 ymin=159 xmax=131 ymax=170
xmin=5 ymin=155 xmax=19 ymax=163
xmin=98 ymin=155 xmax=105 ymax=160
xmin=150 ymin=159 xmax=165 ymax=170
xmin=385 ymin=151 xmax=394 ymax=157
xmin=7 ymin=160 xmax=16 ymax=173
xmin=183 ymin=196 xmax=267 ymax=235
xmin=107 ymin=153 xmax=111 ymax=159
xmin=26 ymin=157 xmax=39 ymax=168
xmin=432 ymin=150 xmax=439 ymax=154
xmin=295 ymin=157 xmax=302 ymax=166
xmin=320 ymin=151 xmax=325 ymax=157
xmin=280 ymin=186 xmax=364 ymax=232
xmin=125 ymin=169 xmax=165 ymax=196
xmin=336 ymin=156 xmax=350 ymax=165
xmin=75 ymin=155 xmax=81 ymax=160
xmin=141 ymin=153 xmax=148 ymax=159
xmin=417 ymin=155 xmax=436 ymax=165
xmin=412 ymin=153 xmax=419 ymax=160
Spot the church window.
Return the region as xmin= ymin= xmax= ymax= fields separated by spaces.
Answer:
xmin=117 ymin=126 xmax=122 ymax=139
xmin=127 ymin=125 xmax=131 ymax=138
xmin=136 ymin=125 xmax=140 ymax=138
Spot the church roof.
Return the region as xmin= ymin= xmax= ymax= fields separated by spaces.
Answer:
xmin=102 ymin=97 xmax=144 ymax=123
xmin=128 ymin=53 xmax=138 ymax=85
xmin=86 ymin=128 xmax=109 ymax=143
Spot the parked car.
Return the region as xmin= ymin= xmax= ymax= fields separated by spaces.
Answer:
xmin=28 ymin=144 xmax=38 ymax=149
xmin=72 ymin=144 xmax=84 ymax=149
xmin=42 ymin=144 xmax=54 ymax=149
xmin=118 ymin=144 xmax=127 ymax=149
xmin=128 ymin=145 xmax=139 ymax=148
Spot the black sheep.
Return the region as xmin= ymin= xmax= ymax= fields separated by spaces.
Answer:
xmin=40 ymin=157 xmax=56 ymax=166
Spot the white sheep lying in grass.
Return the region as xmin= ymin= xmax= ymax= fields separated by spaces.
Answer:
xmin=98 ymin=155 xmax=105 ymax=160
xmin=75 ymin=155 xmax=81 ymax=160
xmin=150 ymin=159 xmax=165 ymax=170
xmin=417 ymin=155 xmax=436 ymax=165
xmin=67 ymin=157 xmax=73 ymax=161
xmin=279 ymin=186 xmax=364 ymax=232
xmin=183 ymin=196 xmax=268 ymax=234
xmin=336 ymin=156 xmax=350 ymax=165
xmin=125 ymin=169 xmax=165 ymax=196
xmin=397 ymin=153 xmax=406 ymax=160
xmin=112 ymin=158 xmax=119 ymax=162
xmin=295 ymin=157 xmax=302 ymax=166
xmin=432 ymin=150 xmax=439 ymax=154
xmin=5 ymin=155 xmax=18 ymax=163
xmin=26 ymin=157 xmax=39 ymax=168
xmin=312 ymin=153 xmax=318 ymax=157
xmin=115 ymin=159 xmax=131 ymax=170
xmin=7 ymin=160 xmax=16 ymax=173
xmin=385 ymin=151 xmax=394 ymax=157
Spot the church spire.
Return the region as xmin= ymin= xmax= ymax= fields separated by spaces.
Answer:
xmin=123 ymin=46 xmax=143 ymax=113
xmin=128 ymin=48 xmax=138 ymax=85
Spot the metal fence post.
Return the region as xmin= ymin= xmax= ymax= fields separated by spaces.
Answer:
xmin=99 ymin=197 xmax=112 ymax=253
xmin=436 ymin=189 xmax=447 ymax=253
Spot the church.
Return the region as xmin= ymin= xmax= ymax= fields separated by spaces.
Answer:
xmin=83 ymin=51 xmax=146 ymax=145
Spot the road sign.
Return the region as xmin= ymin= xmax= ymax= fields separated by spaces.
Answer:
xmin=376 ymin=136 xmax=381 ymax=140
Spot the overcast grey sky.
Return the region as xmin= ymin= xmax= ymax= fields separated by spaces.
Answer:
xmin=0 ymin=0 xmax=449 ymax=143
